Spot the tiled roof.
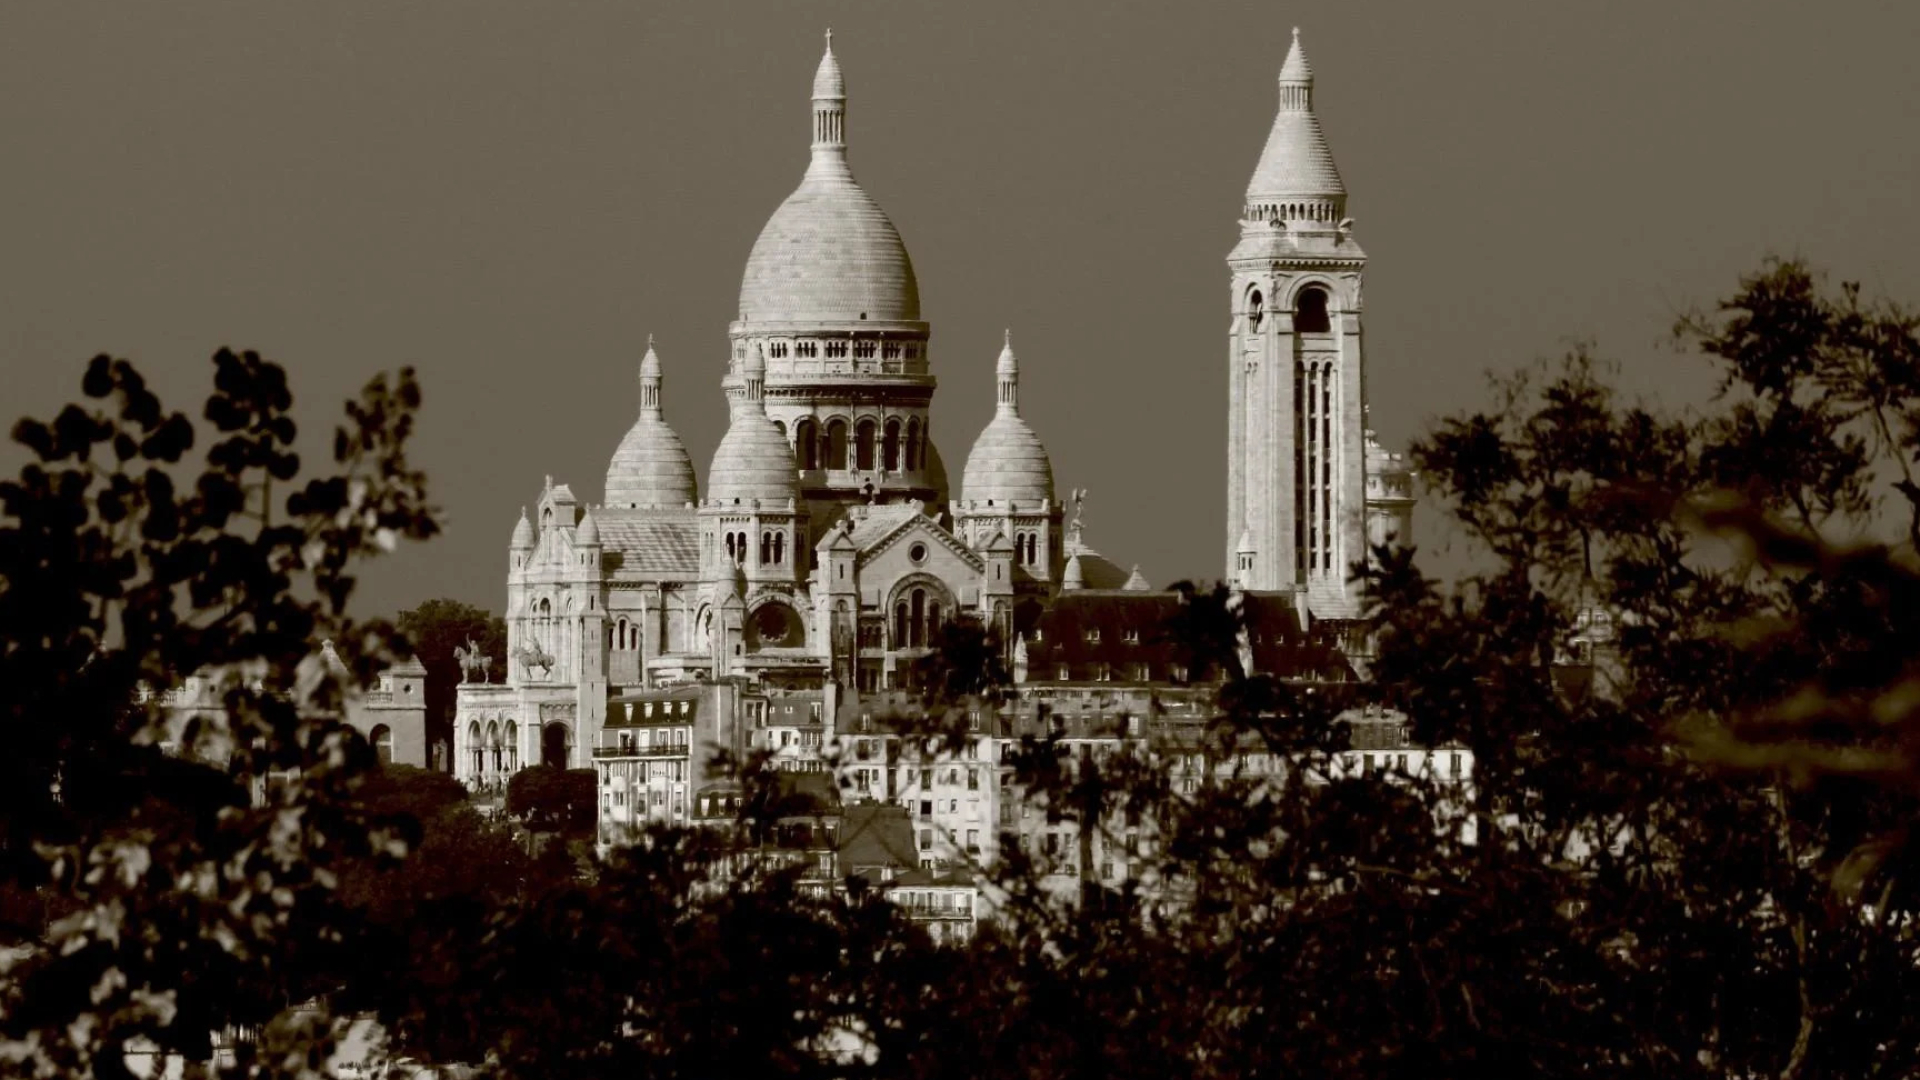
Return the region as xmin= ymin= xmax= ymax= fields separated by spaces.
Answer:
xmin=838 ymin=803 xmax=917 ymax=872
xmin=1024 ymin=589 xmax=1351 ymax=683
xmin=594 ymin=509 xmax=700 ymax=578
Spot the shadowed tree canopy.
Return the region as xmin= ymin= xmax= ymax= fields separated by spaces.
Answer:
xmin=395 ymin=599 xmax=506 ymax=770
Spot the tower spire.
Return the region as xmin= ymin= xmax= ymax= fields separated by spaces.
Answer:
xmin=1278 ymin=27 xmax=1313 ymax=110
xmin=811 ymin=29 xmax=847 ymax=155
xmin=996 ymin=329 xmax=1020 ymax=414
xmin=639 ymin=335 xmax=664 ymax=417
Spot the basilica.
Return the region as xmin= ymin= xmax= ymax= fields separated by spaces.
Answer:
xmin=454 ymin=30 xmax=1416 ymax=801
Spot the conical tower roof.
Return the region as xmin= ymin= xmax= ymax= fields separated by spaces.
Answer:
xmin=1245 ymin=28 xmax=1346 ymax=219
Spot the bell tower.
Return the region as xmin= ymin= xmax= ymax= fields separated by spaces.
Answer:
xmin=1225 ymin=29 xmax=1370 ymax=619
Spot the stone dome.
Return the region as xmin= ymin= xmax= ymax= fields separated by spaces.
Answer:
xmin=963 ymin=414 xmax=1053 ymax=507
xmin=709 ymin=351 xmax=799 ymax=507
xmin=511 ymin=507 xmax=534 ymax=549
xmin=606 ymin=419 xmax=698 ymax=509
xmin=737 ymin=37 xmax=920 ymax=324
xmin=961 ymin=332 xmax=1053 ymax=507
xmin=605 ymin=339 xmax=699 ymax=509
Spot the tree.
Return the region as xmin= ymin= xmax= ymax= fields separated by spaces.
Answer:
xmin=0 ymin=348 xmax=438 ymax=1077
xmin=395 ymin=599 xmax=506 ymax=771
xmin=504 ymin=766 xmax=596 ymax=838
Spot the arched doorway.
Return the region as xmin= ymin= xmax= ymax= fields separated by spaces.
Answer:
xmin=541 ymin=722 xmax=572 ymax=769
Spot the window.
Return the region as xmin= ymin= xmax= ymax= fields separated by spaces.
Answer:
xmin=966 ymin=829 xmax=980 ymax=854
xmin=967 ymin=768 xmax=979 ymax=791
xmin=1246 ymin=288 xmax=1264 ymax=331
xmin=826 ymin=419 xmax=849 ymax=470
xmin=1057 ymin=665 xmax=1070 ymax=681
xmin=1295 ymin=286 xmax=1331 ymax=333
xmin=1085 ymin=628 xmax=1101 ymax=643
xmin=855 ymin=419 xmax=877 ymax=470
xmin=919 ymin=829 xmax=933 ymax=851
xmin=883 ymin=419 xmax=901 ymax=471
xmin=1122 ymin=628 xmax=1140 ymax=644
xmin=795 ymin=418 xmax=818 ymax=470
xmin=370 ymin=725 xmax=393 ymax=766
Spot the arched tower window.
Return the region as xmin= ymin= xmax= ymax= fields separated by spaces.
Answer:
xmin=1295 ymin=287 xmax=1331 ymax=334
xmin=883 ymin=419 xmax=901 ymax=472
xmin=1247 ymin=289 xmax=1264 ymax=331
xmin=905 ymin=418 xmax=921 ymax=471
xmin=826 ymin=420 xmax=849 ymax=471
xmin=370 ymin=724 xmax=392 ymax=766
xmin=774 ymin=532 xmax=786 ymax=565
xmin=855 ymin=419 xmax=877 ymax=471
xmin=794 ymin=418 xmax=818 ymax=470
xmin=910 ymin=588 xmax=926 ymax=649
xmin=893 ymin=601 xmax=909 ymax=648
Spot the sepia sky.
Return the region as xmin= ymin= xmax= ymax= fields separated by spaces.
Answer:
xmin=4 ymin=0 xmax=1917 ymax=617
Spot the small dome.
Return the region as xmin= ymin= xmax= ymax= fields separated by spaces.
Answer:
xmin=1062 ymin=554 xmax=1086 ymax=591
xmin=709 ymin=417 xmax=797 ymax=506
xmin=709 ymin=351 xmax=799 ymax=507
xmin=606 ymin=419 xmax=697 ymax=507
xmin=606 ymin=421 xmax=698 ymax=509
xmin=576 ymin=508 xmax=601 ymax=547
xmin=961 ymin=330 xmax=1053 ymax=507
xmin=606 ymin=339 xmax=699 ymax=509
xmin=511 ymin=507 xmax=534 ymax=549
xmin=962 ymin=414 xmax=1054 ymax=507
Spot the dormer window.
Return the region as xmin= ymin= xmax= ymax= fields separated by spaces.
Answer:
xmin=1085 ymin=628 xmax=1101 ymax=644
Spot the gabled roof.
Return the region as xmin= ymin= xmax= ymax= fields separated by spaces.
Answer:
xmin=854 ymin=508 xmax=984 ymax=572
xmin=837 ymin=504 xmax=927 ymax=551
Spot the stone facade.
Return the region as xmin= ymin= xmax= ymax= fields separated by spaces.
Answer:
xmin=452 ymin=32 xmax=1422 ymax=852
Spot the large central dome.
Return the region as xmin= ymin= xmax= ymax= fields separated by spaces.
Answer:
xmin=736 ymin=34 xmax=920 ymax=325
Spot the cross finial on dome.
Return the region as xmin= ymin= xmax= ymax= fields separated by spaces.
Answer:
xmin=813 ymin=28 xmax=846 ymax=103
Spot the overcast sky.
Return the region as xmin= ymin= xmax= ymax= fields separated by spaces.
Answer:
xmin=4 ymin=0 xmax=1917 ymax=616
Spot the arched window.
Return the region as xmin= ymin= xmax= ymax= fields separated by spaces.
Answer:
xmin=760 ymin=532 xmax=771 ymax=565
xmin=725 ymin=533 xmax=737 ymax=563
xmin=774 ymin=532 xmax=785 ymax=564
xmin=795 ymin=418 xmax=818 ymax=470
xmin=826 ymin=420 xmax=849 ymax=470
xmin=1247 ymin=289 xmax=1264 ymax=331
xmin=910 ymin=588 xmax=926 ymax=649
xmin=893 ymin=602 xmax=909 ymax=648
xmin=927 ymin=601 xmax=942 ymax=644
xmin=1295 ymin=286 xmax=1331 ymax=333
xmin=468 ymin=722 xmax=482 ymax=776
xmin=905 ymin=418 xmax=921 ymax=471
xmin=883 ymin=419 xmax=901 ymax=472
xmin=486 ymin=721 xmax=500 ymax=773
xmin=855 ymin=419 xmax=877 ymax=471
xmin=537 ymin=598 xmax=551 ymax=617
xmin=773 ymin=420 xmax=787 ymax=441
xmin=504 ymin=721 xmax=518 ymax=771
xmin=541 ymin=723 xmax=570 ymax=769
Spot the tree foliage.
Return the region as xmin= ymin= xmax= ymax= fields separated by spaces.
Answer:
xmin=7 ymin=260 xmax=1920 ymax=1079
